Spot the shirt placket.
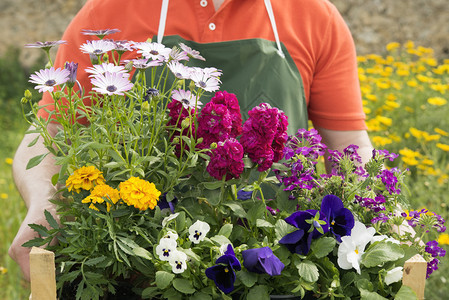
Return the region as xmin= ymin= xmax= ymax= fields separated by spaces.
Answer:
xmin=195 ymin=0 xmax=225 ymax=42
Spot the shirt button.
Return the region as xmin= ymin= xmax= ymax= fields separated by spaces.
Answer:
xmin=200 ymin=0 xmax=208 ymax=7
xmin=209 ymin=23 xmax=216 ymax=31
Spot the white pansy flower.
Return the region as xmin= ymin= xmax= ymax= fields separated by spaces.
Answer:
xmin=385 ymin=267 xmax=403 ymax=285
xmin=169 ymin=250 xmax=188 ymax=274
xmin=162 ymin=213 xmax=179 ymax=227
xmin=162 ymin=230 xmax=179 ymax=241
xmin=337 ymin=221 xmax=376 ymax=274
xmin=188 ymin=220 xmax=210 ymax=244
xmin=155 ymin=238 xmax=178 ymax=261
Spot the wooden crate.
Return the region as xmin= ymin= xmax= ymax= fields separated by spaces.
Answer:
xmin=28 ymin=247 xmax=427 ymax=300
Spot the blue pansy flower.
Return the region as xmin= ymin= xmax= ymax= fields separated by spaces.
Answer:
xmin=205 ymin=244 xmax=241 ymax=294
xmin=237 ymin=189 xmax=253 ymax=200
xmin=279 ymin=209 xmax=329 ymax=255
xmin=242 ymin=247 xmax=284 ymax=276
xmin=320 ymin=194 xmax=354 ymax=242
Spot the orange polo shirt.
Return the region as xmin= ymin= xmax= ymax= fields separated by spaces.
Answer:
xmin=38 ymin=0 xmax=366 ymax=131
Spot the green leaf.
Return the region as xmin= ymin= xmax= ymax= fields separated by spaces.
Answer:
xmin=256 ymin=219 xmax=275 ymax=228
xmin=359 ymin=288 xmax=388 ymax=300
xmin=27 ymin=135 xmax=40 ymax=147
xmin=133 ymin=246 xmax=153 ymax=261
xmin=223 ymin=203 xmax=247 ymax=218
xmin=26 ymin=153 xmax=49 ymax=169
xmin=311 ymin=237 xmax=336 ymax=258
xmin=247 ymin=285 xmax=270 ymax=300
xmin=84 ymin=256 xmax=107 ymax=266
xmin=172 ymin=278 xmax=196 ymax=294
xmin=236 ymin=270 xmax=258 ymax=288
xmin=156 ymin=271 xmax=175 ymax=289
xmin=394 ymin=285 xmax=418 ymax=300
xmin=246 ymin=201 xmax=266 ymax=226
xmin=190 ymin=292 xmax=212 ymax=300
xmin=362 ymin=242 xmax=404 ymax=268
xmin=218 ymin=223 xmax=233 ymax=238
xmin=210 ymin=235 xmax=232 ymax=246
xmin=202 ymin=181 xmax=225 ymax=190
xmin=297 ymin=260 xmax=319 ymax=283
xmin=44 ymin=209 xmax=59 ymax=229
xmin=28 ymin=224 xmax=49 ymax=237
xmin=51 ymin=172 xmax=59 ymax=186
xmin=21 ymin=237 xmax=46 ymax=248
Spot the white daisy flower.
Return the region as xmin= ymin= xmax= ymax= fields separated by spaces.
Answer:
xmin=90 ymin=72 xmax=134 ymax=96
xmin=155 ymin=238 xmax=178 ymax=261
xmin=167 ymin=61 xmax=191 ymax=79
xmin=133 ymin=42 xmax=172 ymax=61
xmin=337 ymin=221 xmax=376 ymax=274
xmin=171 ymin=89 xmax=201 ymax=110
xmin=131 ymin=58 xmax=163 ymax=70
xmin=80 ymin=40 xmax=116 ymax=55
xmin=169 ymin=250 xmax=188 ymax=274
xmin=188 ymin=220 xmax=210 ymax=244
xmin=85 ymin=63 xmax=129 ymax=78
xmin=179 ymin=43 xmax=205 ymax=61
xmin=189 ymin=68 xmax=221 ymax=92
xmin=29 ymin=67 xmax=70 ymax=93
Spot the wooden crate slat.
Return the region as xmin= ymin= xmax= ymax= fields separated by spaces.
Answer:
xmin=29 ymin=247 xmax=57 ymax=300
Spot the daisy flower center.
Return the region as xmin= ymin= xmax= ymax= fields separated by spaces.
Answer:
xmin=198 ymin=81 xmax=207 ymax=88
xmin=106 ymin=85 xmax=118 ymax=93
xmin=45 ymin=79 xmax=56 ymax=86
xmin=181 ymin=98 xmax=190 ymax=105
xmin=150 ymin=50 xmax=159 ymax=55
xmin=93 ymin=49 xmax=103 ymax=55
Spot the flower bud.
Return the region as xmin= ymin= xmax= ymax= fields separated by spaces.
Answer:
xmin=172 ymin=137 xmax=180 ymax=144
xmin=53 ymin=91 xmax=64 ymax=100
xmin=102 ymin=53 xmax=109 ymax=62
xmin=106 ymin=110 xmax=113 ymax=118
xmin=196 ymin=137 xmax=203 ymax=144
xmin=20 ymin=97 xmax=28 ymax=104
xmin=64 ymin=62 xmax=78 ymax=88
xmin=124 ymin=60 xmax=133 ymax=72
xmin=181 ymin=118 xmax=191 ymax=129
xmin=210 ymin=142 xmax=217 ymax=149
xmin=188 ymin=80 xmax=196 ymax=91
xmin=176 ymin=79 xmax=185 ymax=89
xmin=24 ymin=89 xmax=32 ymax=100
xmin=141 ymin=101 xmax=150 ymax=112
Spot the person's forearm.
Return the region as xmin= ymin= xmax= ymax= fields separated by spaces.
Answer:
xmin=12 ymin=124 xmax=61 ymax=209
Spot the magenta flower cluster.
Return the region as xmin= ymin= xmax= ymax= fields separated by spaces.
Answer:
xmin=240 ymin=103 xmax=289 ymax=172
xmin=206 ymin=138 xmax=244 ymax=181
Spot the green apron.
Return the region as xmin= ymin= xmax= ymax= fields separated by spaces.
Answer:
xmin=152 ymin=0 xmax=308 ymax=134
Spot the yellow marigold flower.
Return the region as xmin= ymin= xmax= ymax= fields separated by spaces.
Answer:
xmin=119 ymin=177 xmax=161 ymax=211
xmin=409 ymin=127 xmax=424 ymax=139
xmin=0 ymin=266 xmax=7 ymax=274
xmin=82 ymin=184 xmax=120 ymax=211
xmin=5 ymin=158 xmax=13 ymax=165
xmin=436 ymin=143 xmax=449 ymax=152
xmin=66 ymin=166 xmax=105 ymax=193
xmin=438 ymin=233 xmax=449 ymax=245
xmin=434 ymin=128 xmax=449 ymax=136
xmin=376 ymin=116 xmax=392 ymax=126
xmin=1 ymin=193 xmax=7 ymax=199
xmin=386 ymin=42 xmax=400 ymax=52
xmin=427 ymin=97 xmax=447 ymax=106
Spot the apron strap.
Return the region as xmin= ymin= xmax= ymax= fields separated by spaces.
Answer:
xmin=264 ymin=0 xmax=285 ymax=58
xmin=157 ymin=0 xmax=285 ymax=58
xmin=157 ymin=0 xmax=170 ymax=44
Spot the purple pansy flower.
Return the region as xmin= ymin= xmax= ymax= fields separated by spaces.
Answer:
xmin=320 ymin=195 xmax=355 ymax=242
xmin=279 ymin=209 xmax=329 ymax=255
xmin=237 ymin=190 xmax=253 ymax=200
xmin=205 ymin=244 xmax=241 ymax=294
xmin=242 ymin=247 xmax=284 ymax=276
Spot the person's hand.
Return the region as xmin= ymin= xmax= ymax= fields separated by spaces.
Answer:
xmin=8 ymin=202 xmax=58 ymax=282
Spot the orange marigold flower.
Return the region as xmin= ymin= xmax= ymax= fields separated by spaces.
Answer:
xmin=66 ymin=166 xmax=105 ymax=193
xmin=82 ymin=184 xmax=120 ymax=211
xmin=119 ymin=177 xmax=161 ymax=211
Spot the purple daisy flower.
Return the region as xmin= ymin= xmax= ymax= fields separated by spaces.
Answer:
xmin=81 ymin=28 xmax=120 ymax=38
xmin=80 ymin=40 xmax=116 ymax=56
xmin=179 ymin=42 xmax=205 ymax=61
xmin=129 ymin=58 xmax=163 ymax=70
xmin=29 ymin=67 xmax=70 ymax=93
xmin=168 ymin=47 xmax=189 ymax=62
xmin=90 ymin=72 xmax=133 ymax=96
xmin=242 ymin=247 xmax=284 ymax=276
xmin=24 ymin=40 xmax=66 ymax=51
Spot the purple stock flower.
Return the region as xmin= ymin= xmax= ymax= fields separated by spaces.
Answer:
xmin=371 ymin=213 xmax=390 ymax=224
xmin=205 ymin=244 xmax=241 ymax=294
xmin=426 ymin=258 xmax=440 ymax=279
xmin=425 ymin=240 xmax=446 ymax=258
xmin=378 ymin=168 xmax=401 ymax=195
xmin=209 ymin=91 xmax=242 ymax=138
xmin=197 ymin=101 xmax=232 ymax=149
xmin=206 ymin=138 xmax=244 ymax=181
xmin=343 ymin=144 xmax=362 ymax=164
xmin=354 ymin=194 xmax=386 ymax=213
xmin=320 ymin=195 xmax=355 ymax=242
xmin=279 ymin=209 xmax=328 ymax=255
xmin=242 ymin=247 xmax=284 ymax=276
xmin=372 ymin=149 xmax=399 ymax=162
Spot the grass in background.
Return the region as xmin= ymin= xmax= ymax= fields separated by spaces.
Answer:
xmin=359 ymin=41 xmax=449 ymax=299
xmin=0 ymin=43 xmax=448 ymax=299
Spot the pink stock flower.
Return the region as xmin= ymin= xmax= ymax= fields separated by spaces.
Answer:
xmin=210 ymin=91 xmax=242 ymax=137
xmin=206 ymin=138 xmax=244 ymax=181
xmin=196 ymin=102 xmax=232 ymax=149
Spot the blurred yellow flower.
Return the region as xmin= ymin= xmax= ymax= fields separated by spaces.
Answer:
xmin=119 ymin=177 xmax=161 ymax=211
xmin=0 ymin=266 xmax=7 ymax=274
xmin=405 ymin=41 xmax=415 ymax=49
xmin=82 ymin=184 xmax=120 ymax=211
xmin=396 ymin=69 xmax=410 ymax=76
xmin=421 ymin=159 xmax=434 ymax=166
xmin=377 ymin=116 xmax=392 ymax=126
xmin=407 ymin=80 xmax=418 ymax=87
xmin=365 ymin=94 xmax=377 ymax=101
xmin=372 ymin=136 xmax=392 ymax=147
xmin=438 ymin=233 xmax=449 ymax=245
xmin=5 ymin=158 xmax=13 ymax=165
xmin=436 ymin=143 xmax=449 ymax=151
xmin=434 ymin=128 xmax=449 ymax=136
xmin=427 ymin=97 xmax=447 ymax=106
xmin=416 ymin=74 xmax=431 ymax=83
xmin=386 ymin=42 xmax=400 ymax=52
xmin=405 ymin=106 xmax=414 ymax=113
xmin=66 ymin=166 xmax=105 ymax=193
xmin=1 ymin=193 xmax=8 ymax=199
